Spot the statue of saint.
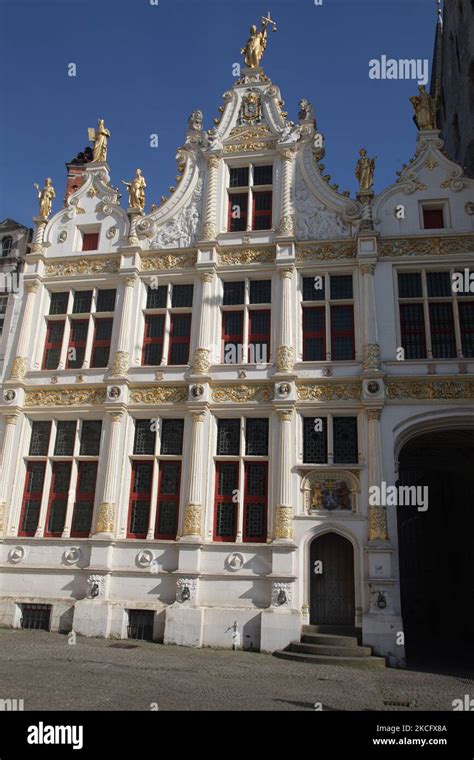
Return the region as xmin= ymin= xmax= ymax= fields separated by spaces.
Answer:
xmin=34 ymin=178 xmax=56 ymax=218
xmin=310 ymin=482 xmax=323 ymax=510
xmin=88 ymin=118 xmax=111 ymax=162
xmin=188 ymin=110 xmax=203 ymax=132
xmin=241 ymin=11 xmax=277 ymax=69
xmin=122 ymin=169 xmax=146 ymax=210
xmin=336 ymin=481 xmax=352 ymax=510
xmin=410 ymin=85 xmax=437 ymax=131
xmin=355 ymin=148 xmax=375 ymax=193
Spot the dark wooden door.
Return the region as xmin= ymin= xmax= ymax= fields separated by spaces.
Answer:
xmin=310 ymin=533 xmax=355 ymax=625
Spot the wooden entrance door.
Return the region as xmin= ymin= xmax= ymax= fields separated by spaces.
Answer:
xmin=310 ymin=533 xmax=355 ymax=625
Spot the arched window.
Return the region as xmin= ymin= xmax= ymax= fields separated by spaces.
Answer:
xmin=1 ymin=236 xmax=13 ymax=257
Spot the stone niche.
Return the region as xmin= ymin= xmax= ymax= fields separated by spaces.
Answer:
xmin=301 ymin=470 xmax=360 ymax=514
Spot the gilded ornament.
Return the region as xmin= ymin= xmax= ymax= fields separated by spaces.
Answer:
xmin=25 ymin=388 xmax=107 ymax=407
xmin=182 ymin=504 xmax=202 ymax=536
xmin=366 ymin=408 xmax=382 ymax=421
xmin=386 ymin=380 xmax=474 ymax=400
xmin=379 ymin=236 xmax=474 ymax=258
xmin=277 ymin=214 xmax=295 ymax=236
xmin=88 ymin=118 xmax=111 ymax=163
xmin=45 ymin=258 xmax=119 ymax=276
xmin=192 ymin=348 xmax=211 ymax=374
xmin=368 ymin=506 xmax=388 ymax=541
xmin=297 ymin=383 xmax=361 ymax=401
xmin=218 ymin=248 xmax=274 ymax=265
xmin=296 ymin=242 xmax=356 ymax=261
xmin=111 ymin=351 xmax=129 ymax=376
xmin=211 ymin=384 xmax=274 ymax=403
xmin=224 ymin=141 xmax=276 ymax=154
xmin=201 ymin=222 xmax=217 ymax=240
xmin=129 ymin=386 xmax=188 ymax=404
xmin=95 ymin=502 xmax=115 ymax=534
xmin=274 ymin=506 xmax=293 ymax=540
xmin=10 ymin=357 xmax=26 ymax=379
xmin=276 ymin=345 xmax=294 ymax=372
xmin=141 ymin=252 xmax=197 ymax=270
xmin=362 ymin=344 xmax=381 ymax=370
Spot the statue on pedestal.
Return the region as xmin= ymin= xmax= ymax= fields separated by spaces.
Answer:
xmin=122 ymin=169 xmax=146 ymax=210
xmin=410 ymin=85 xmax=437 ymax=131
xmin=33 ymin=178 xmax=55 ymax=218
xmin=241 ymin=11 xmax=277 ymax=68
xmin=88 ymin=118 xmax=111 ymax=163
xmin=355 ymin=148 xmax=376 ymax=193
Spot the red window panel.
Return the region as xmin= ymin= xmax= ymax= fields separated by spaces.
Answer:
xmin=90 ymin=318 xmax=113 ymax=368
xmin=302 ymin=306 xmax=325 ymax=361
xmin=429 ymin=302 xmax=456 ymax=358
xmin=19 ymin=462 xmax=46 ymax=537
xmin=243 ymin=462 xmax=267 ymax=543
xmin=45 ymin=462 xmax=72 ymax=537
xmin=248 ymin=309 xmax=271 ymax=363
xmin=331 ymin=305 xmax=355 ymax=360
xmin=142 ymin=314 xmax=165 ymax=366
xmin=459 ymin=302 xmax=474 ymax=358
xmin=222 ymin=310 xmax=244 ymax=363
xmin=213 ymin=462 xmax=239 ymax=541
xmin=155 ymin=461 xmax=181 ymax=539
xmin=423 ymin=208 xmax=444 ymax=229
xmin=82 ymin=232 xmax=99 ymax=251
xmin=400 ymin=303 xmax=427 ymax=359
xmin=42 ymin=320 xmax=65 ymax=370
xmin=128 ymin=461 xmax=153 ymax=539
xmin=71 ymin=462 xmax=97 ymax=538
xmin=66 ymin=319 xmax=88 ymax=369
xmin=228 ymin=193 xmax=248 ymax=232
xmin=168 ymin=313 xmax=191 ymax=365
xmin=252 ymin=191 xmax=272 ymax=230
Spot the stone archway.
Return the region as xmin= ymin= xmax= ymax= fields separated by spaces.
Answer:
xmin=397 ymin=428 xmax=474 ymax=665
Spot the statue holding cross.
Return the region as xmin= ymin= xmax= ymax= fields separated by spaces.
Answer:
xmin=241 ymin=11 xmax=277 ymax=69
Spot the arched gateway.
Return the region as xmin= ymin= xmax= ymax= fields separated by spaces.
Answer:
xmin=397 ymin=428 xmax=474 ymax=665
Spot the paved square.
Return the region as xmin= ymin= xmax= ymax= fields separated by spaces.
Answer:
xmin=0 ymin=630 xmax=473 ymax=711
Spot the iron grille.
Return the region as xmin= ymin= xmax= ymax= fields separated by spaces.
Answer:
xmin=303 ymin=277 xmax=325 ymax=301
xmin=72 ymin=290 xmax=93 ymax=314
xmin=127 ymin=610 xmax=154 ymax=641
xmin=217 ymin=419 xmax=240 ymax=455
xmin=249 ymin=280 xmax=271 ymax=304
xmin=244 ymin=502 xmax=265 ymax=538
xmin=400 ymin=303 xmax=426 ymax=358
xmin=253 ymin=165 xmax=273 ymax=186
xmin=29 ymin=422 xmax=52 ymax=456
xmin=398 ymin=272 xmax=422 ymax=298
xmin=54 ymin=421 xmax=76 ymax=456
xmin=330 ymin=275 xmax=353 ymax=300
xmin=229 ymin=167 xmax=249 ymax=187
xmin=171 ymin=284 xmax=193 ymax=308
xmin=427 ymin=271 xmax=451 ymax=297
xmin=223 ymin=281 xmax=245 ymax=305
xmin=429 ymin=303 xmax=456 ymax=358
xmin=96 ymin=289 xmax=116 ymax=312
xmin=160 ymin=419 xmax=184 ymax=455
xmin=146 ymin=285 xmax=167 ymax=309
xmin=303 ymin=417 xmax=327 ymax=463
xmin=245 ymin=418 xmax=268 ymax=456
xmin=21 ymin=604 xmax=51 ymax=631
xmin=333 ymin=417 xmax=358 ymax=463
xmin=133 ymin=420 xmax=156 ymax=455
xmin=49 ymin=292 xmax=68 ymax=315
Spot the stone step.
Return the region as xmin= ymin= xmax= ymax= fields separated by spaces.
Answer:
xmin=302 ymin=624 xmax=362 ymax=638
xmin=289 ymin=641 xmax=373 ymax=657
xmin=274 ymin=649 xmax=386 ymax=668
xmin=301 ymin=633 xmax=360 ymax=647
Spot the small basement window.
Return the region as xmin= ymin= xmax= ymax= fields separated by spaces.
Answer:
xmin=127 ymin=610 xmax=154 ymax=641
xmin=21 ymin=603 xmax=51 ymax=631
xmin=422 ymin=207 xmax=444 ymax=229
xmin=81 ymin=232 xmax=100 ymax=251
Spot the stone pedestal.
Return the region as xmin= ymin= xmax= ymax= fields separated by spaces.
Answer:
xmin=73 ymin=599 xmax=112 ymax=638
xmin=260 ymin=609 xmax=301 ymax=653
xmin=164 ymin=605 xmax=204 ymax=647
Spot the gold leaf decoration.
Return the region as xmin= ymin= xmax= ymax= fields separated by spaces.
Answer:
xmin=45 ymin=258 xmax=119 ymax=276
xmin=211 ymin=384 xmax=274 ymax=403
xmin=297 ymin=383 xmax=361 ymax=401
xmin=141 ymin=252 xmax=197 ymax=270
xmin=379 ymin=236 xmax=474 ymax=258
xmin=25 ymin=388 xmax=107 ymax=406
xmin=218 ymin=248 xmax=274 ymax=265
xmin=296 ymin=242 xmax=356 ymax=261
xmin=386 ymin=380 xmax=474 ymax=400
xmin=129 ymin=386 xmax=188 ymax=404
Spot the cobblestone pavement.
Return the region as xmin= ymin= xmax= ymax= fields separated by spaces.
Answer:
xmin=0 ymin=629 xmax=473 ymax=711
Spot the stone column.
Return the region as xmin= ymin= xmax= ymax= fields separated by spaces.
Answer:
xmin=181 ymin=411 xmax=206 ymax=541
xmin=93 ymin=410 xmax=124 ymax=538
xmin=31 ymin=216 xmax=47 ymax=253
xmin=277 ymin=149 xmax=296 ymax=237
xmin=127 ymin=208 xmax=143 ymax=246
xmin=192 ymin=271 xmax=215 ymax=375
xmin=274 ymin=409 xmax=294 ymax=543
xmin=360 ymin=263 xmax=381 ymax=371
xmin=276 ymin=267 xmax=294 ymax=373
xmin=201 ymin=155 xmax=221 ymax=241
xmin=10 ymin=281 xmax=40 ymax=380
xmin=367 ymin=408 xmax=388 ymax=541
xmin=110 ymin=276 xmax=136 ymax=377
xmin=0 ymin=414 xmax=19 ymax=535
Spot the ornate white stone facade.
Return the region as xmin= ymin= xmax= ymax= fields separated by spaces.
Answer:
xmin=0 ymin=52 xmax=473 ymax=664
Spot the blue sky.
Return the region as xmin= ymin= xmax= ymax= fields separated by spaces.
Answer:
xmin=0 ymin=0 xmax=440 ymax=227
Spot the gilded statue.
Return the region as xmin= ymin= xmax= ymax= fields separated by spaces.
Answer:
xmin=188 ymin=110 xmax=203 ymax=132
xmin=88 ymin=118 xmax=111 ymax=163
xmin=34 ymin=178 xmax=56 ymax=219
xmin=355 ymin=148 xmax=376 ymax=193
xmin=122 ymin=169 xmax=146 ymax=210
xmin=241 ymin=11 xmax=277 ymax=69
xmin=311 ymin=482 xmax=323 ymax=510
xmin=410 ymin=85 xmax=437 ymax=131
